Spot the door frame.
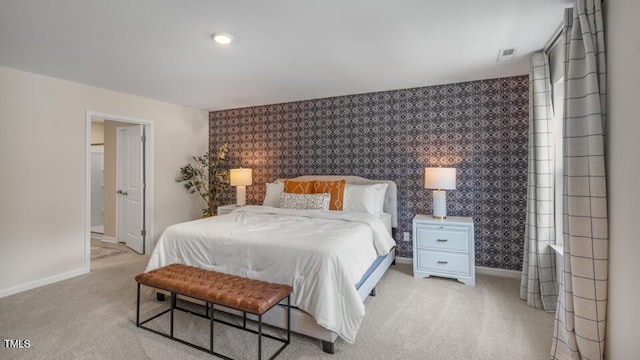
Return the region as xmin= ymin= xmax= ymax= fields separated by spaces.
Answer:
xmin=84 ymin=111 xmax=155 ymax=271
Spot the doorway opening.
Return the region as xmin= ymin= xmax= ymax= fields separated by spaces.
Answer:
xmin=85 ymin=111 xmax=154 ymax=271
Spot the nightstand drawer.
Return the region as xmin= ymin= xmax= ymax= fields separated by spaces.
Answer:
xmin=416 ymin=250 xmax=470 ymax=275
xmin=415 ymin=226 xmax=469 ymax=252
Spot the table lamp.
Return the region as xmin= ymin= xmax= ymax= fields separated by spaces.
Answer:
xmin=425 ymin=167 xmax=456 ymax=219
xmin=230 ymin=168 xmax=252 ymax=206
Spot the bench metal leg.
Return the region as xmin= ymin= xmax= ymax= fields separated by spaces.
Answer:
xmin=170 ymin=292 xmax=176 ymax=338
xmin=243 ymin=312 xmax=247 ymax=329
xmin=258 ymin=315 xmax=262 ymax=360
xmin=136 ymin=283 xmax=141 ymax=326
xmin=287 ymin=296 xmax=291 ymax=344
xmin=209 ymin=302 xmax=214 ymax=353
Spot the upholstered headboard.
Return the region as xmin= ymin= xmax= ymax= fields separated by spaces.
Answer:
xmin=275 ymin=175 xmax=398 ymax=228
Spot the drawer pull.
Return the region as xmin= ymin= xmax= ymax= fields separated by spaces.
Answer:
xmin=437 ymin=261 xmax=448 ymax=264
xmin=436 ymin=239 xmax=448 ymax=242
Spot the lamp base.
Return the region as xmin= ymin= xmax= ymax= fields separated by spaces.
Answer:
xmin=236 ymin=185 xmax=246 ymax=207
xmin=432 ymin=190 xmax=447 ymax=218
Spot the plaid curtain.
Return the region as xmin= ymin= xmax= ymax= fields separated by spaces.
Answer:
xmin=520 ymin=52 xmax=558 ymax=312
xmin=551 ymin=1 xmax=608 ymax=359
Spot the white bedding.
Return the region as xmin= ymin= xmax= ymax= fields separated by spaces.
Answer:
xmin=375 ymin=212 xmax=392 ymax=235
xmin=145 ymin=205 xmax=396 ymax=343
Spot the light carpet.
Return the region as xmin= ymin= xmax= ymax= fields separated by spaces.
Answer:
xmin=0 ymin=252 xmax=553 ymax=359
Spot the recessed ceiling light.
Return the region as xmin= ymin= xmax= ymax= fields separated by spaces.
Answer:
xmin=212 ymin=32 xmax=234 ymax=45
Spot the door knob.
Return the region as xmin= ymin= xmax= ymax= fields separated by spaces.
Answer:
xmin=116 ymin=190 xmax=123 ymax=194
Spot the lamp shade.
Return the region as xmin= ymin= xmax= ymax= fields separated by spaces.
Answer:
xmin=424 ymin=167 xmax=456 ymax=190
xmin=230 ymin=168 xmax=252 ymax=186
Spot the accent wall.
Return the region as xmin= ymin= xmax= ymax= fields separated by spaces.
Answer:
xmin=210 ymin=76 xmax=528 ymax=270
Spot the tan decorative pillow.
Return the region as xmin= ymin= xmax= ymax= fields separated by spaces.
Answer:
xmin=312 ymin=180 xmax=346 ymax=211
xmin=284 ymin=180 xmax=315 ymax=194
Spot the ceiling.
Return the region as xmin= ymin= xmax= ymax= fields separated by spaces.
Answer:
xmin=0 ymin=0 xmax=571 ymax=111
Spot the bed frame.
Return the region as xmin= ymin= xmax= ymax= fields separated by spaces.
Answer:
xmin=157 ymin=175 xmax=397 ymax=354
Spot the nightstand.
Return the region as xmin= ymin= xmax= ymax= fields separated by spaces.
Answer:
xmin=412 ymin=215 xmax=475 ymax=285
xmin=217 ymin=204 xmax=239 ymax=215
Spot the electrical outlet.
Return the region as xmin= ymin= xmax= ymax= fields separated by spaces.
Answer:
xmin=403 ymin=232 xmax=411 ymax=242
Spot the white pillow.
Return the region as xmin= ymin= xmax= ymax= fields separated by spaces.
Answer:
xmin=262 ymin=182 xmax=284 ymax=207
xmin=343 ymin=183 xmax=388 ymax=214
xmin=280 ymin=192 xmax=330 ymax=211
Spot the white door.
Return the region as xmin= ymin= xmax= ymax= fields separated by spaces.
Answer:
xmin=116 ymin=125 xmax=145 ymax=254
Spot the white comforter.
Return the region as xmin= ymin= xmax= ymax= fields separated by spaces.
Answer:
xmin=145 ymin=205 xmax=396 ymax=343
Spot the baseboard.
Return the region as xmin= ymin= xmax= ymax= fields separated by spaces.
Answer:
xmin=394 ymin=257 xmax=521 ymax=279
xmin=90 ymin=232 xmax=117 ymax=243
xmin=0 ymin=268 xmax=88 ymax=299
xmin=475 ymin=266 xmax=521 ymax=279
xmin=100 ymin=236 xmax=117 ymax=243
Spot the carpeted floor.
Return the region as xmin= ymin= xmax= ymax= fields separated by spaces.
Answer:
xmin=0 ymin=252 xmax=554 ymax=360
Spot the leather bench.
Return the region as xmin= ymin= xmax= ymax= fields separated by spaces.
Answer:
xmin=135 ymin=264 xmax=292 ymax=360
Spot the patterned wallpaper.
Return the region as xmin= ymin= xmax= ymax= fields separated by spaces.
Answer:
xmin=210 ymin=76 xmax=529 ymax=270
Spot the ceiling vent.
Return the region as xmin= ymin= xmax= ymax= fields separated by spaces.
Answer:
xmin=497 ymin=48 xmax=517 ymax=62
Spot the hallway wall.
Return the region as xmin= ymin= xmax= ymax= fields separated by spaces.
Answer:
xmin=0 ymin=65 xmax=209 ymax=297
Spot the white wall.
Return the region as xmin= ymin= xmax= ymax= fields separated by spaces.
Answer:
xmin=604 ymin=0 xmax=640 ymax=357
xmin=0 ymin=66 xmax=208 ymax=296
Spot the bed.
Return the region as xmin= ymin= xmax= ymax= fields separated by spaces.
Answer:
xmin=145 ymin=175 xmax=398 ymax=353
